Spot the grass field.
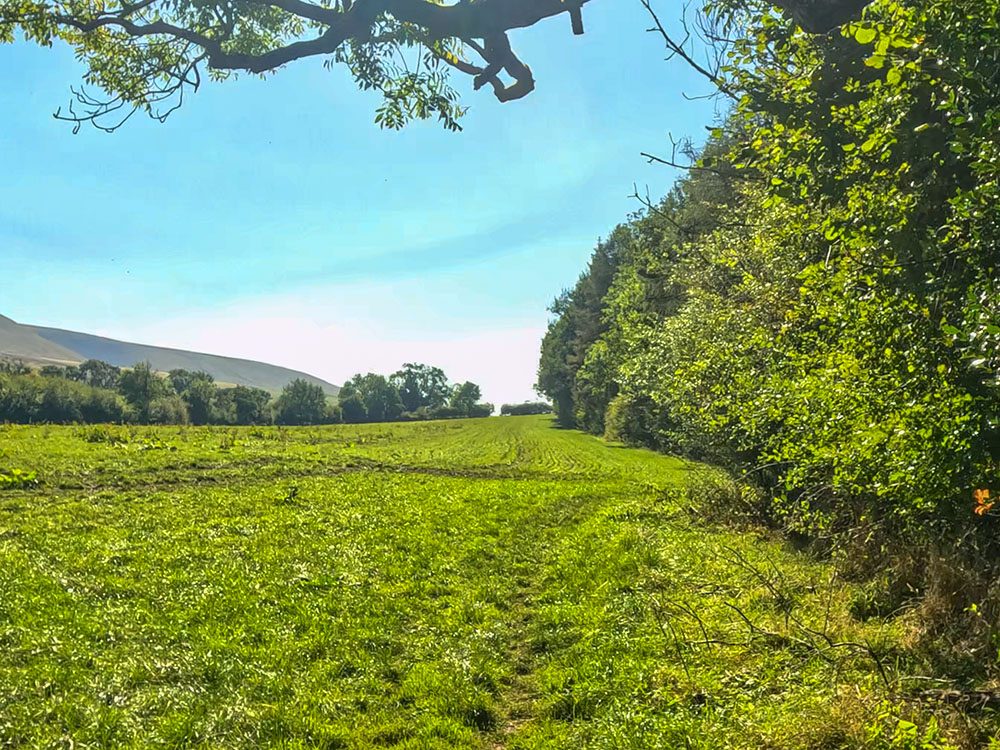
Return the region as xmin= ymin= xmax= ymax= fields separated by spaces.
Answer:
xmin=0 ymin=417 xmax=975 ymax=748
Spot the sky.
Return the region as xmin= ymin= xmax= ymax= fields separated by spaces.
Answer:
xmin=0 ymin=0 xmax=718 ymax=406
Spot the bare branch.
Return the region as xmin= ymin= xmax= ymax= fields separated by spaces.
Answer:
xmin=638 ymin=0 xmax=737 ymax=100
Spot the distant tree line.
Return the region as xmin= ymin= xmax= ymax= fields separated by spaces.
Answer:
xmin=336 ymin=363 xmax=493 ymax=424
xmin=500 ymin=402 xmax=552 ymax=416
xmin=0 ymin=358 xmax=494 ymax=426
xmin=0 ymin=358 xmax=276 ymax=425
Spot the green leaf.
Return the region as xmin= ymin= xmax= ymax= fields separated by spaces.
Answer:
xmin=854 ymin=26 xmax=877 ymax=45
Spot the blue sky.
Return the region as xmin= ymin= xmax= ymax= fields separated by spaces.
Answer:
xmin=0 ymin=0 xmax=718 ymax=405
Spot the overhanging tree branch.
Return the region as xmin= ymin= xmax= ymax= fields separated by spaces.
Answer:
xmin=3 ymin=0 xmax=877 ymax=131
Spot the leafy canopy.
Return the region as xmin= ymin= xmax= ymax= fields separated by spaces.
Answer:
xmin=391 ymin=362 xmax=450 ymax=412
xmin=0 ymin=0 xmax=599 ymax=132
xmin=539 ymin=0 xmax=1000 ymax=551
xmin=1 ymin=0 xmax=880 ymax=131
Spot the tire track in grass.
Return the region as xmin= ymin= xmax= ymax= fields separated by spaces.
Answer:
xmin=489 ymin=576 xmax=544 ymax=750
xmin=486 ymin=487 xmax=611 ymax=749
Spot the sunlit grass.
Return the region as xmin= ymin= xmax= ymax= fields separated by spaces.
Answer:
xmin=0 ymin=417 xmax=974 ymax=748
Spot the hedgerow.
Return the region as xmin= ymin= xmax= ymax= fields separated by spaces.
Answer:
xmin=538 ymin=0 xmax=1000 ymax=653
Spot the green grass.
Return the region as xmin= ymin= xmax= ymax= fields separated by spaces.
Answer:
xmin=0 ymin=417 xmax=978 ymax=748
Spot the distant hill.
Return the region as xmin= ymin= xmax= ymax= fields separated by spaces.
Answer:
xmin=0 ymin=315 xmax=340 ymax=397
xmin=0 ymin=315 xmax=82 ymax=365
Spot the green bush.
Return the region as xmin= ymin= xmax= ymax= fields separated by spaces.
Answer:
xmin=0 ymin=374 xmax=130 ymax=424
xmin=339 ymin=393 xmax=368 ymax=424
xmin=147 ymin=395 xmax=189 ymax=425
xmin=468 ymin=403 xmax=494 ymax=418
xmin=500 ymin=402 xmax=552 ymax=416
xmin=535 ymin=0 xmax=1000 ymax=631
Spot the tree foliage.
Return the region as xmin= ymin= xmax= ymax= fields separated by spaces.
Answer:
xmin=1 ymin=0 xmax=883 ymax=132
xmin=390 ymin=363 xmax=450 ymax=412
xmin=339 ymin=392 xmax=368 ymax=423
xmin=0 ymin=359 xmax=306 ymax=425
xmin=342 ymin=372 xmax=404 ymax=422
xmin=539 ymin=0 xmax=1000 ymax=557
xmin=500 ymin=401 xmax=552 ymax=416
xmin=0 ymin=372 xmax=129 ymax=423
xmin=0 ymin=359 xmax=495 ymax=427
xmin=72 ymin=359 xmax=122 ymax=390
xmin=229 ymin=384 xmax=272 ymax=425
xmin=273 ymin=378 xmax=331 ymax=425
xmin=341 ymin=364 xmax=490 ymax=423
xmin=118 ymin=361 xmax=169 ymax=422
xmin=0 ymin=0 xmax=602 ymax=132
xmin=449 ymin=380 xmax=481 ymax=416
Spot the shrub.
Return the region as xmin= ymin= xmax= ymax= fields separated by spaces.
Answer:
xmin=500 ymin=402 xmax=552 ymax=416
xmin=468 ymin=403 xmax=494 ymax=418
xmin=273 ymin=379 xmax=328 ymax=425
xmin=147 ymin=395 xmax=190 ymax=425
xmin=339 ymin=393 xmax=368 ymax=424
xmin=428 ymin=405 xmax=464 ymax=420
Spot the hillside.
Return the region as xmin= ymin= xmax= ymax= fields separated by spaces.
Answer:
xmin=0 ymin=315 xmax=82 ymax=366
xmin=0 ymin=314 xmax=339 ymax=396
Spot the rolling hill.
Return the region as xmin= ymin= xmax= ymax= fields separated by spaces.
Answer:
xmin=0 ymin=314 xmax=340 ymax=396
xmin=0 ymin=315 xmax=83 ymax=366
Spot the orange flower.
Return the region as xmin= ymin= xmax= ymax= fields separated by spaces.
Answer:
xmin=974 ymin=489 xmax=993 ymax=515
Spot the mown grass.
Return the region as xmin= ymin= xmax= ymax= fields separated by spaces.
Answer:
xmin=0 ymin=417 xmax=988 ymax=748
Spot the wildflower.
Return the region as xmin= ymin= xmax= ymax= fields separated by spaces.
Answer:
xmin=974 ymin=488 xmax=993 ymax=515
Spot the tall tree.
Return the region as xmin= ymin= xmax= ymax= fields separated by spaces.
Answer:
xmin=181 ymin=378 xmax=218 ymax=425
xmin=450 ymin=381 xmax=482 ymax=416
xmin=273 ymin=378 xmax=328 ymax=425
xmin=343 ymin=372 xmax=404 ymax=422
xmin=70 ymin=359 xmax=121 ymax=391
xmin=230 ymin=385 xmax=272 ymax=425
xmin=390 ymin=363 xmax=450 ymax=412
xmin=536 ymin=231 xmax=627 ymax=428
xmin=339 ymin=393 xmax=368 ymax=424
xmin=118 ymin=361 xmax=169 ymax=422
xmin=168 ymin=368 xmax=214 ymax=394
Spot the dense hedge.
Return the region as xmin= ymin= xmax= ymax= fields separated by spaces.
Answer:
xmin=538 ymin=0 xmax=1000 ymax=558
xmin=0 ymin=374 xmax=130 ymax=424
xmin=0 ymin=365 xmax=299 ymax=426
xmin=500 ymin=402 xmax=553 ymax=416
xmin=0 ymin=361 xmax=496 ymax=426
xmin=338 ymin=365 xmax=494 ymax=423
